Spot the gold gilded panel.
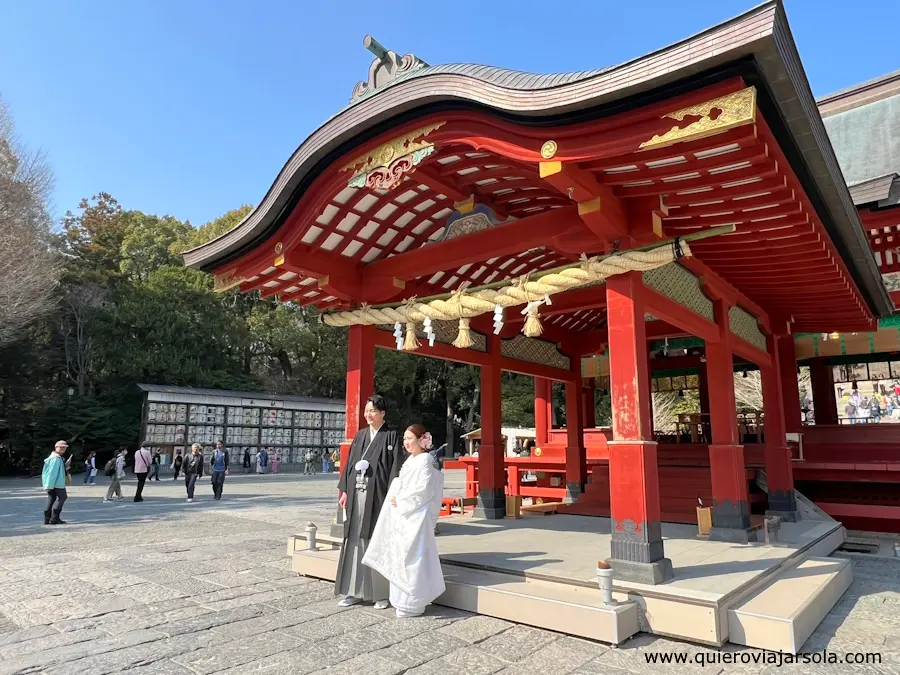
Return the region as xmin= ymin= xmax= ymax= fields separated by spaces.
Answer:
xmin=343 ymin=122 xmax=445 ymax=177
xmin=640 ymin=87 xmax=757 ymax=150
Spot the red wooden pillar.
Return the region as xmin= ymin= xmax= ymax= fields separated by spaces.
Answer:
xmin=605 ymin=271 xmax=672 ymax=584
xmin=706 ymin=299 xmax=754 ymax=543
xmin=340 ymin=325 xmax=375 ymax=475
xmin=583 ymin=377 xmax=597 ymax=429
xmin=809 ymin=358 xmax=838 ymax=425
xmin=763 ymin=335 xmax=799 ymax=520
xmin=475 ymin=335 xmax=506 ymax=519
xmin=776 ymin=334 xmax=802 ymax=434
xmin=334 ymin=325 xmax=375 ymax=536
xmin=534 ymin=378 xmax=552 ymax=446
xmin=565 ymin=371 xmax=587 ymax=502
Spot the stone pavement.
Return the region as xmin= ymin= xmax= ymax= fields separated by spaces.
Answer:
xmin=0 ymin=472 xmax=899 ymax=674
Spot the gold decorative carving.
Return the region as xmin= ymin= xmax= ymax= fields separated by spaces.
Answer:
xmin=541 ymin=140 xmax=558 ymax=159
xmin=343 ymin=122 xmax=445 ymax=178
xmin=640 ymin=87 xmax=757 ymax=150
xmin=213 ymin=270 xmax=248 ymax=294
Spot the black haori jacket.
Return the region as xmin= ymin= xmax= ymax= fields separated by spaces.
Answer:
xmin=338 ymin=426 xmax=405 ymax=541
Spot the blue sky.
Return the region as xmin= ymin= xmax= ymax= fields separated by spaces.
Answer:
xmin=1 ymin=0 xmax=896 ymax=226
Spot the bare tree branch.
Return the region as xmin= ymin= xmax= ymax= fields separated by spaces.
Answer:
xmin=0 ymin=96 xmax=60 ymax=347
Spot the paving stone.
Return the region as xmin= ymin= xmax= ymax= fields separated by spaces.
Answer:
xmin=190 ymin=581 xmax=276 ymax=606
xmin=211 ymin=649 xmax=313 ymax=675
xmin=363 ymin=608 xmax=466 ymax=642
xmin=22 ymin=591 xmax=140 ymax=619
xmin=569 ymin=660 xmax=636 ymax=675
xmin=479 ymin=624 xmax=560 ymax=663
xmin=375 ymin=631 xmax=469 ymax=668
xmin=308 ymin=653 xmax=408 ymax=675
xmin=156 ymin=603 xmax=272 ymax=636
xmin=115 ymin=581 xmax=189 ymax=603
xmin=40 ymin=628 xmax=231 ymax=675
xmin=196 ymin=588 xmax=288 ymax=612
xmin=495 ymin=636 xmax=610 ymax=674
xmin=293 ymin=597 xmax=358 ymax=617
xmin=0 ymin=628 xmax=163 ymax=675
xmin=299 ymin=628 xmax=404 ymax=668
xmin=263 ymin=584 xmax=337 ymax=610
xmin=112 ymin=660 xmax=196 ymax=675
xmin=213 ymin=608 xmax=321 ymax=638
xmin=194 ymin=570 xmax=267 ymax=588
xmin=405 ymin=645 xmax=508 ymax=675
xmin=171 ymin=629 xmax=302 ymax=674
xmin=0 ymin=626 xmax=106 ymax=658
xmin=284 ymin=609 xmax=385 ymax=640
xmin=0 ymin=623 xmax=58 ymax=647
xmin=438 ymin=615 xmax=513 ymax=644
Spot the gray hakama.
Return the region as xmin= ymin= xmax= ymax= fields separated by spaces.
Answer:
xmin=334 ymin=484 xmax=389 ymax=601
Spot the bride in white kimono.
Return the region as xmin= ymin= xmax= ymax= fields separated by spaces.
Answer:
xmin=363 ymin=424 xmax=445 ymax=618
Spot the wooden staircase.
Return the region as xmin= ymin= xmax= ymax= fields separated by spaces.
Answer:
xmin=563 ymin=465 xmax=764 ymax=524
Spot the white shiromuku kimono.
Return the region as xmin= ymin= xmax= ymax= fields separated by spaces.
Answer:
xmin=362 ymin=451 xmax=445 ymax=615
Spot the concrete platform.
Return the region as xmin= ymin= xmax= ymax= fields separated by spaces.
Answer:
xmin=290 ymin=546 xmax=640 ymax=645
xmin=728 ymin=557 xmax=853 ymax=653
xmin=290 ymin=512 xmax=849 ymax=650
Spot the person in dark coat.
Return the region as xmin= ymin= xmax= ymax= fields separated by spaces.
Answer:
xmin=334 ymin=394 xmax=406 ymax=609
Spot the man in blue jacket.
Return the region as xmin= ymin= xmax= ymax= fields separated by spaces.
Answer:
xmin=42 ymin=440 xmax=69 ymax=525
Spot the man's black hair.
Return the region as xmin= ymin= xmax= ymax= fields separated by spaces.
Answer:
xmin=366 ymin=394 xmax=388 ymax=413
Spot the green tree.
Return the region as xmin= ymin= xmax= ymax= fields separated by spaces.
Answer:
xmin=173 ymin=205 xmax=252 ymax=252
xmin=119 ymin=211 xmax=191 ymax=280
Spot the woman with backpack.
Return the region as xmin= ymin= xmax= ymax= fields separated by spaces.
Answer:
xmin=103 ymin=449 xmax=126 ymax=502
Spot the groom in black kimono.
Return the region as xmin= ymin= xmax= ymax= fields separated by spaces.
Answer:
xmin=335 ymin=394 xmax=406 ymax=608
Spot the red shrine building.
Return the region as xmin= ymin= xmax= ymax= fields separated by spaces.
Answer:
xmin=187 ymin=3 xmax=898 ymax=585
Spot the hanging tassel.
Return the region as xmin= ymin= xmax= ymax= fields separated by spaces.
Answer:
xmin=453 ymin=317 xmax=473 ymax=348
xmin=523 ymin=302 xmax=543 ymax=337
xmin=403 ymin=322 xmax=420 ymax=351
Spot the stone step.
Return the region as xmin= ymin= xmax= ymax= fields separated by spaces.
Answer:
xmin=727 ymin=557 xmax=852 ymax=653
xmin=439 ymin=564 xmax=638 ymax=645
xmin=289 ymin=544 xmax=639 ymax=645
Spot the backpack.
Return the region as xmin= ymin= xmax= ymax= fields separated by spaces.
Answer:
xmin=104 ymin=458 xmax=117 ymax=476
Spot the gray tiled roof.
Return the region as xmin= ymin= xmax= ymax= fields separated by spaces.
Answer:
xmin=824 ymin=93 xmax=900 ymax=188
xmin=137 ymin=383 xmax=343 ymax=406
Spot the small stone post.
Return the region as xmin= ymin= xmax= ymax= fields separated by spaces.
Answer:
xmin=597 ymin=560 xmax=617 ymax=606
xmin=305 ymin=522 xmax=318 ymax=551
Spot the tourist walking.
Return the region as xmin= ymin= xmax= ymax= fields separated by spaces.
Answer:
xmin=256 ymin=447 xmax=269 ymax=474
xmin=303 ymin=449 xmax=315 ymax=475
xmin=150 ymin=450 xmax=161 ymax=481
xmin=184 ymin=443 xmax=203 ymax=502
xmin=211 ymin=441 xmax=229 ymax=500
xmin=42 ymin=441 xmax=69 ymax=525
xmin=243 ymin=448 xmax=251 ymax=473
xmin=134 ymin=442 xmax=152 ymax=502
xmin=272 ymin=452 xmax=281 ymax=474
xmin=364 ymin=425 xmax=445 ymax=617
xmin=322 ymin=450 xmax=332 ymax=474
xmin=172 ymin=451 xmax=183 ymax=480
xmin=335 ymin=394 xmax=405 ymax=609
xmin=104 ymin=449 xmax=126 ymax=502
xmin=83 ymin=451 xmax=97 ymax=485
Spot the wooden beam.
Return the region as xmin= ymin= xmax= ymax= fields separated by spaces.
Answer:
xmin=539 ymin=161 xmax=629 ymax=241
xmin=371 ymin=329 xmax=574 ymax=381
xmin=365 ymin=207 xmax=585 ymax=281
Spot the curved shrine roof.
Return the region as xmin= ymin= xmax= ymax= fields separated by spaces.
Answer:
xmin=184 ymin=1 xmax=894 ymax=333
